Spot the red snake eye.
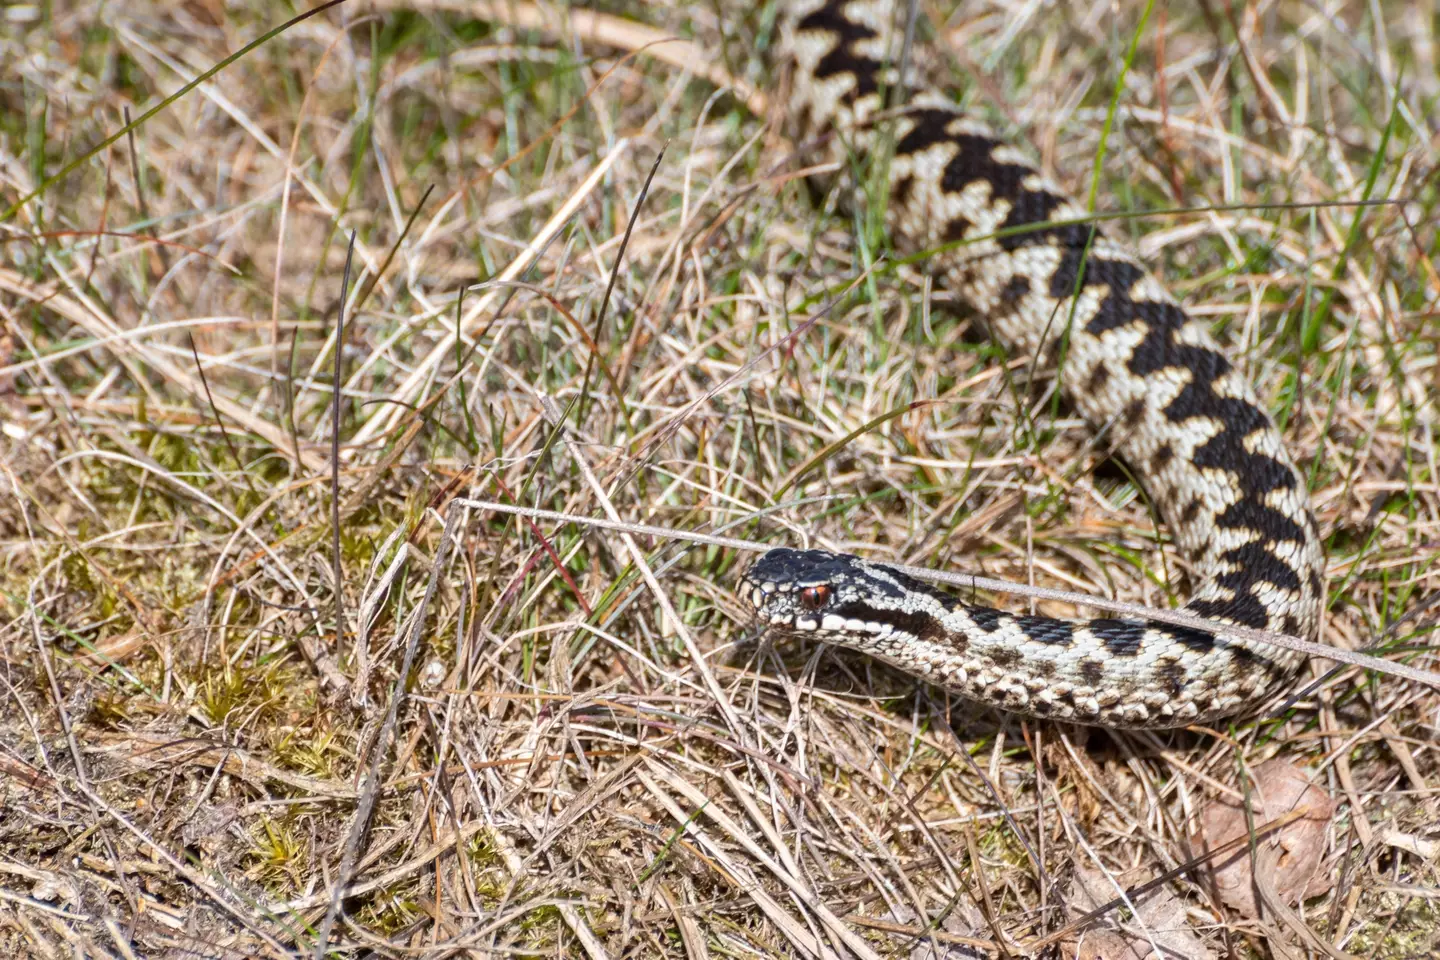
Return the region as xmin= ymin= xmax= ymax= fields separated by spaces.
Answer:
xmin=799 ymin=585 xmax=831 ymax=611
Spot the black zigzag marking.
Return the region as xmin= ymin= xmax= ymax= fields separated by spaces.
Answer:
xmin=799 ymin=3 xmax=882 ymax=100
xmin=1012 ymin=615 xmax=1074 ymax=646
xmin=964 ymin=605 xmax=1004 ymax=633
xmin=888 ymin=98 xmax=1309 ymax=629
xmin=893 ymin=108 xmax=1094 ymax=250
xmin=1091 ymin=619 xmax=1145 ymax=657
xmin=1041 ymin=254 xmax=1306 ymax=627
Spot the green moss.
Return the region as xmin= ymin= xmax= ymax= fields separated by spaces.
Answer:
xmin=1343 ymin=892 xmax=1440 ymax=958
xmin=355 ymin=881 xmax=425 ymax=935
xmin=193 ymin=660 xmax=296 ymax=727
xmin=270 ymin=721 xmax=344 ymax=780
xmin=243 ymin=817 xmax=311 ymax=895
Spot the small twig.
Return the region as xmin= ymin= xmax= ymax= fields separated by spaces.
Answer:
xmin=285 ymin=327 xmax=302 ymax=467
xmin=331 ymin=231 xmax=356 ymax=667
xmin=187 ymin=333 xmax=258 ymax=500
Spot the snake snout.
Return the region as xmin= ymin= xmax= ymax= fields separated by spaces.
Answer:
xmin=738 ymin=572 xmax=800 ymax=630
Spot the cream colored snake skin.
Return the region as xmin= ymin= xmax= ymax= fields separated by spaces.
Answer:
xmin=740 ymin=0 xmax=1326 ymax=728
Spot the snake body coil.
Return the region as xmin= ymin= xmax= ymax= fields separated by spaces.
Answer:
xmin=741 ymin=0 xmax=1326 ymax=728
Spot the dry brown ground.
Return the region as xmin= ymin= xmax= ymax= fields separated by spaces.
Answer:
xmin=1 ymin=0 xmax=1438 ymax=957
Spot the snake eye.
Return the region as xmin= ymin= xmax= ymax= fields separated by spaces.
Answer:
xmin=799 ymin=585 xmax=831 ymax=611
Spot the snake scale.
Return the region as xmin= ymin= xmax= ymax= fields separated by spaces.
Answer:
xmin=740 ymin=0 xmax=1326 ymax=728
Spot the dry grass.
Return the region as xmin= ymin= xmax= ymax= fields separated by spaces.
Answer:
xmin=1 ymin=0 xmax=1438 ymax=957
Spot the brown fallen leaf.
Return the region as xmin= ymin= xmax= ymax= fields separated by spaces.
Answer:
xmin=1191 ymin=758 xmax=1336 ymax=920
xmin=1063 ymin=864 xmax=1215 ymax=960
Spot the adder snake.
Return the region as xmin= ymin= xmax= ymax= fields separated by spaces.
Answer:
xmin=740 ymin=0 xmax=1326 ymax=728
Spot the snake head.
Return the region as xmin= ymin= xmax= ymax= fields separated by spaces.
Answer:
xmin=741 ymin=547 xmax=963 ymax=642
xmin=739 ymin=548 xmax=871 ymax=635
